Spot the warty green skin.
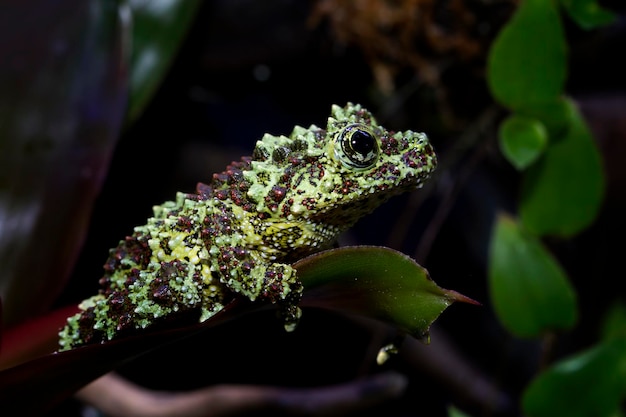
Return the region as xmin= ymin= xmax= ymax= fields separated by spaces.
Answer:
xmin=58 ymin=103 xmax=437 ymax=350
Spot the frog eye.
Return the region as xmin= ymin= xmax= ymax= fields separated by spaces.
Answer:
xmin=335 ymin=124 xmax=380 ymax=169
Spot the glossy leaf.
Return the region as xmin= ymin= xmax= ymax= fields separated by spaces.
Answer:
xmin=295 ymin=246 xmax=477 ymax=342
xmin=522 ymin=339 xmax=626 ymax=417
xmin=487 ymin=0 xmax=567 ymax=110
xmin=0 ymin=301 xmax=246 ymax=416
xmin=0 ymin=305 xmax=79 ymax=371
xmin=520 ymin=101 xmax=604 ymax=236
xmin=488 ymin=215 xmax=577 ymax=338
xmin=0 ymin=246 xmax=473 ymax=413
xmin=127 ymin=0 xmax=202 ymax=122
xmin=0 ymin=0 xmax=130 ymax=326
xmin=560 ymin=0 xmax=617 ymax=30
xmin=499 ymin=115 xmax=548 ymax=170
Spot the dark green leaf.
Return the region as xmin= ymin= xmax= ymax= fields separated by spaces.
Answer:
xmin=499 ymin=115 xmax=548 ymax=170
xmin=560 ymin=0 xmax=617 ymax=30
xmin=488 ymin=215 xmax=577 ymax=338
xmin=0 ymin=246 xmax=474 ymax=413
xmin=522 ymin=339 xmax=626 ymax=417
xmin=601 ymin=302 xmax=626 ymax=342
xmin=516 ymin=96 xmax=574 ymax=139
xmin=295 ymin=246 xmax=478 ymax=342
xmin=520 ymin=100 xmax=604 ymax=236
xmin=128 ymin=0 xmax=202 ymax=122
xmin=448 ymin=406 xmax=472 ymax=417
xmin=487 ymin=0 xmax=567 ymax=110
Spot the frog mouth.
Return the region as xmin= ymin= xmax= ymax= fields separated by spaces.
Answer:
xmin=307 ymin=180 xmax=422 ymax=229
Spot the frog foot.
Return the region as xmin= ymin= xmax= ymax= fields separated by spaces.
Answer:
xmin=279 ymin=303 xmax=302 ymax=332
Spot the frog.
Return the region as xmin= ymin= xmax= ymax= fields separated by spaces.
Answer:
xmin=58 ymin=103 xmax=437 ymax=350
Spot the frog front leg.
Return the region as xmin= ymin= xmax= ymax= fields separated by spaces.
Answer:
xmin=210 ymin=245 xmax=303 ymax=331
xmin=258 ymin=260 xmax=303 ymax=332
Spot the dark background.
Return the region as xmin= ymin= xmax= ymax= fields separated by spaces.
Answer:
xmin=55 ymin=1 xmax=626 ymax=415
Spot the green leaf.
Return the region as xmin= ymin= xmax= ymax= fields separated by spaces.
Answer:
xmin=601 ymin=302 xmax=626 ymax=342
xmin=127 ymin=0 xmax=202 ymax=122
xmin=294 ymin=246 xmax=477 ymax=342
xmin=520 ymin=100 xmax=604 ymax=236
xmin=522 ymin=339 xmax=626 ymax=417
xmin=488 ymin=215 xmax=577 ymax=338
xmin=560 ymin=0 xmax=617 ymax=30
xmin=499 ymin=115 xmax=548 ymax=170
xmin=487 ymin=0 xmax=567 ymax=110
xmin=448 ymin=406 xmax=472 ymax=417
xmin=0 ymin=246 xmax=475 ymax=414
xmin=517 ymin=96 xmax=574 ymax=139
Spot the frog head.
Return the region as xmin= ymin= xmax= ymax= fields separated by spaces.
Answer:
xmin=245 ymin=103 xmax=437 ymax=229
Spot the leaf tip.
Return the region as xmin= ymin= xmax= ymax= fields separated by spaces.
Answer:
xmin=446 ymin=290 xmax=481 ymax=306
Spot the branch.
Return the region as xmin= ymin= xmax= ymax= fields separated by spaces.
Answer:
xmin=77 ymin=370 xmax=408 ymax=417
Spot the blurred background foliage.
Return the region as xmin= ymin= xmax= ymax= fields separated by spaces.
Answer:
xmin=1 ymin=0 xmax=626 ymax=416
